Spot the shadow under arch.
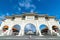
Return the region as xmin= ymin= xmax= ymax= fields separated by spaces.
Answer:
xmin=3 ymin=25 xmax=9 ymax=32
xmin=52 ymin=25 xmax=60 ymax=36
xmin=12 ymin=24 xmax=21 ymax=36
xmin=24 ymin=23 xmax=36 ymax=35
xmin=39 ymin=24 xmax=50 ymax=35
xmin=52 ymin=25 xmax=58 ymax=32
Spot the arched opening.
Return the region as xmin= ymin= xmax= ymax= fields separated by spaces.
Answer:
xmin=12 ymin=24 xmax=21 ymax=36
xmin=52 ymin=25 xmax=58 ymax=32
xmin=24 ymin=23 xmax=36 ymax=35
xmin=3 ymin=25 xmax=9 ymax=32
xmin=39 ymin=24 xmax=49 ymax=35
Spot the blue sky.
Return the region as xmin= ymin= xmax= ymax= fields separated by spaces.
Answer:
xmin=0 ymin=0 xmax=60 ymax=32
xmin=0 ymin=0 xmax=60 ymax=21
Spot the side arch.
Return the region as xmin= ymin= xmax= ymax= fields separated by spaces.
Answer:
xmin=3 ymin=25 xmax=9 ymax=32
xmin=39 ymin=24 xmax=50 ymax=35
xmin=52 ymin=25 xmax=58 ymax=32
xmin=39 ymin=24 xmax=49 ymax=30
xmin=12 ymin=24 xmax=21 ymax=35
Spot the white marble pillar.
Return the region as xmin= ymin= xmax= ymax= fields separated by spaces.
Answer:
xmin=36 ymin=27 xmax=38 ymax=35
xmin=36 ymin=25 xmax=43 ymax=36
xmin=21 ymin=29 xmax=24 ymax=36
xmin=50 ymin=29 xmax=53 ymax=35
xmin=7 ymin=26 xmax=13 ymax=36
xmin=38 ymin=30 xmax=43 ymax=36
xmin=18 ymin=27 xmax=25 ymax=36
xmin=49 ymin=27 xmax=54 ymax=35
xmin=17 ymin=29 xmax=22 ymax=36
xmin=0 ymin=22 xmax=5 ymax=31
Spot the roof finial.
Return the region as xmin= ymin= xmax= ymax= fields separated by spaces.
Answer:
xmin=30 ymin=9 xmax=34 ymax=13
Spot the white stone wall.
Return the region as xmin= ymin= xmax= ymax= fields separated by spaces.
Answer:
xmin=0 ymin=16 xmax=60 ymax=36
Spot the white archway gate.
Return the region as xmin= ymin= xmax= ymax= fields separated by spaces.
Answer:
xmin=0 ymin=19 xmax=60 ymax=36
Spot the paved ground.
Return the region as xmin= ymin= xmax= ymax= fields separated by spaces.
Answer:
xmin=0 ymin=35 xmax=60 ymax=40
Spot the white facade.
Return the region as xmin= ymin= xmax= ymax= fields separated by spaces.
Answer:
xmin=0 ymin=13 xmax=60 ymax=36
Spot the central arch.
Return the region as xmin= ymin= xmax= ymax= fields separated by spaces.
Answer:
xmin=24 ymin=23 xmax=36 ymax=35
xmin=12 ymin=24 xmax=21 ymax=36
xmin=39 ymin=24 xmax=49 ymax=35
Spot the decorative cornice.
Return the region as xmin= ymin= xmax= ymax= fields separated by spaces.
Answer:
xmin=5 ymin=13 xmax=55 ymax=19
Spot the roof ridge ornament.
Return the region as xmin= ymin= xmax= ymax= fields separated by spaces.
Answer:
xmin=30 ymin=9 xmax=34 ymax=13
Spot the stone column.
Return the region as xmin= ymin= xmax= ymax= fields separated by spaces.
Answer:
xmin=38 ymin=30 xmax=43 ymax=36
xmin=7 ymin=26 xmax=13 ymax=36
xmin=18 ymin=29 xmax=22 ymax=36
xmin=21 ymin=29 xmax=24 ymax=36
xmin=36 ymin=28 xmax=43 ymax=36
xmin=36 ymin=30 xmax=39 ymax=35
xmin=50 ymin=30 xmax=53 ymax=35
xmin=36 ymin=26 xmax=43 ymax=36
xmin=19 ymin=26 xmax=25 ymax=36
xmin=0 ymin=22 xmax=5 ymax=30
xmin=49 ymin=26 xmax=53 ymax=36
xmin=36 ymin=28 xmax=42 ymax=36
xmin=36 ymin=27 xmax=43 ymax=36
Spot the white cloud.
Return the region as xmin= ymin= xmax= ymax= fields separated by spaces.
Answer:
xmin=30 ymin=9 xmax=34 ymax=13
xmin=18 ymin=0 xmax=36 ymax=13
xmin=6 ymin=13 xmax=9 ymax=16
xmin=0 ymin=15 xmax=6 ymax=21
xmin=31 ymin=4 xmax=36 ymax=9
xmin=18 ymin=7 xmax=21 ymax=11
xmin=24 ymin=0 xmax=32 ymax=3
xmin=19 ymin=2 xmax=25 ymax=7
xmin=25 ymin=3 xmax=31 ymax=9
xmin=18 ymin=0 xmax=36 ymax=8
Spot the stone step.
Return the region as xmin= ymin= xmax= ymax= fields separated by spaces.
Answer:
xmin=0 ymin=36 xmax=60 ymax=40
